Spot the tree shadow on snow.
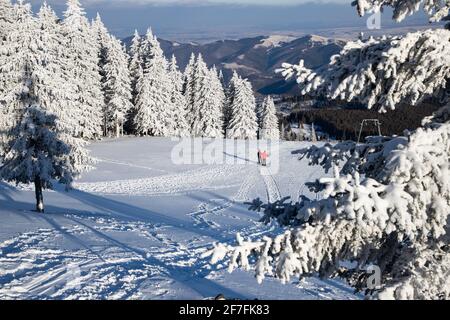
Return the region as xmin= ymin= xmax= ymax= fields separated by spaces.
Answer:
xmin=0 ymin=194 xmax=248 ymax=300
xmin=53 ymin=185 xmax=230 ymax=242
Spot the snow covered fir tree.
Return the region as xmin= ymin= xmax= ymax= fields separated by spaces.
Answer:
xmin=62 ymin=0 xmax=104 ymax=139
xmin=226 ymin=75 xmax=259 ymax=139
xmin=206 ymin=0 xmax=450 ymax=300
xmin=0 ymin=63 xmax=93 ymax=212
xmin=258 ymin=96 xmax=280 ymax=140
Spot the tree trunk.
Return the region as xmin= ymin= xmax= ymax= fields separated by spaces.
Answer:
xmin=104 ymin=115 xmax=108 ymax=137
xmin=116 ymin=119 xmax=120 ymax=138
xmin=34 ymin=176 xmax=44 ymax=213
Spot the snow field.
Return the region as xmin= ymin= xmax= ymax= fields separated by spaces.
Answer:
xmin=0 ymin=137 xmax=357 ymax=300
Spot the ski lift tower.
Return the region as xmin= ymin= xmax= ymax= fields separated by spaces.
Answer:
xmin=357 ymin=119 xmax=382 ymax=144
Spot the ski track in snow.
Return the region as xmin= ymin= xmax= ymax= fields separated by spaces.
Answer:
xmin=259 ymin=167 xmax=282 ymax=203
xmin=188 ymin=165 xmax=260 ymax=231
xmin=74 ymin=165 xmax=244 ymax=196
xmin=0 ymin=215 xmax=220 ymax=300
xmin=0 ymin=182 xmax=261 ymax=299
xmin=96 ymin=157 xmax=169 ymax=174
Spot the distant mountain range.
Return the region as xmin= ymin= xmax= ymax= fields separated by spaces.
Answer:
xmin=123 ymin=34 xmax=346 ymax=95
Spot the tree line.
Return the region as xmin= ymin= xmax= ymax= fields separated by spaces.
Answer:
xmin=0 ymin=0 xmax=280 ymax=212
xmin=0 ymin=0 xmax=280 ymax=141
xmin=283 ymin=102 xmax=441 ymax=141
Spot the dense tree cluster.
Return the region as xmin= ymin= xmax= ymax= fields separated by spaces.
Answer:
xmin=0 ymin=0 xmax=280 ymax=212
xmin=284 ymin=102 xmax=441 ymax=141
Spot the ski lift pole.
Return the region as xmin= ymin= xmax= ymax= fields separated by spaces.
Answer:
xmin=357 ymin=119 xmax=382 ymax=144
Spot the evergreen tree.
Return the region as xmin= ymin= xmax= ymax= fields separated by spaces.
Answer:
xmin=183 ymin=52 xmax=197 ymax=133
xmin=129 ymin=29 xmax=142 ymax=103
xmin=190 ymin=55 xmax=224 ymax=138
xmin=226 ymin=76 xmax=258 ymax=140
xmin=218 ymin=69 xmax=225 ymax=88
xmin=92 ymin=13 xmax=112 ymax=136
xmin=211 ymin=66 xmax=226 ymax=108
xmin=103 ymin=37 xmax=133 ymax=137
xmin=168 ymin=55 xmax=189 ymax=137
xmin=0 ymin=0 xmax=13 ymax=41
xmin=134 ymin=29 xmax=174 ymax=136
xmin=62 ymin=0 xmax=103 ymax=139
xmin=0 ymin=66 xmax=93 ymax=213
xmin=0 ymin=1 xmax=37 ymax=157
xmin=1 ymin=1 xmax=80 ymax=156
xmin=208 ymin=66 xmax=226 ymax=136
xmin=260 ymin=96 xmax=280 ymax=140
xmin=223 ymin=71 xmax=239 ymax=132
xmin=35 ymin=2 xmax=79 ymax=131
xmin=139 ymin=27 xmax=157 ymax=65
xmin=256 ymin=100 xmax=264 ymax=131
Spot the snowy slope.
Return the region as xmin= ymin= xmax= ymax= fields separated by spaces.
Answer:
xmin=254 ymin=35 xmax=297 ymax=49
xmin=0 ymin=137 xmax=358 ymax=300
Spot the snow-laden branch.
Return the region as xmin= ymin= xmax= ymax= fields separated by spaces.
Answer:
xmin=293 ymin=136 xmax=408 ymax=181
xmin=278 ymin=29 xmax=450 ymax=113
xmin=205 ymin=122 xmax=450 ymax=299
xmin=352 ymin=0 xmax=450 ymax=22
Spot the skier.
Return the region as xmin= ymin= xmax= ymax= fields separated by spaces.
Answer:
xmin=257 ymin=150 xmax=261 ymax=165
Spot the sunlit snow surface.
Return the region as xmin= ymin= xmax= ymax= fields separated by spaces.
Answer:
xmin=0 ymin=137 xmax=359 ymax=300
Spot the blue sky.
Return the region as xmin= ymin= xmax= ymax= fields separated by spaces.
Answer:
xmin=28 ymin=0 xmax=429 ymax=41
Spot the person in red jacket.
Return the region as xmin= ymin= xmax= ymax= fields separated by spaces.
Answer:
xmin=260 ymin=150 xmax=268 ymax=166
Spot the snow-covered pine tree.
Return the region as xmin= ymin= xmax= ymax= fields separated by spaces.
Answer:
xmin=226 ymin=75 xmax=258 ymax=140
xmin=92 ymin=13 xmax=113 ymax=136
xmin=218 ymin=69 xmax=225 ymax=88
xmin=103 ymin=37 xmax=133 ymax=137
xmin=0 ymin=0 xmax=13 ymax=41
xmin=205 ymin=0 xmax=450 ymax=300
xmin=168 ymin=55 xmax=190 ymax=137
xmin=210 ymin=65 xmax=227 ymax=131
xmin=92 ymin=13 xmax=110 ymax=71
xmin=223 ymin=71 xmax=240 ymax=132
xmin=139 ymin=27 xmax=158 ymax=65
xmin=129 ymin=30 xmax=142 ymax=102
xmin=354 ymin=0 xmax=450 ymax=24
xmin=134 ymin=29 xmax=175 ymax=136
xmin=189 ymin=55 xmax=224 ymax=138
xmin=183 ymin=52 xmax=197 ymax=133
xmin=169 ymin=55 xmax=184 ymax=96
xmin=62 ymin=0 xmax=103 ymax=139
xmin=35 ymin=2 xmax=80 ymax=131
xmin=256 ymin=101 xmax=264 ymax=133
xmin=0 ymin=0 xmax=37 ymax=158
xmin=125 ymin=30 xmax=143 ymax=133
xmin=0 ymin=0 xmax=13 ymax=156
xmin=0 ymin=67 xmax=93 ymax=213
xmin=259 ymin=96 xmax=280 ymax=140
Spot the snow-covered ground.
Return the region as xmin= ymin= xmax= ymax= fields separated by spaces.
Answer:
xmin=0 ymin=137 xmax=358 ymax=300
